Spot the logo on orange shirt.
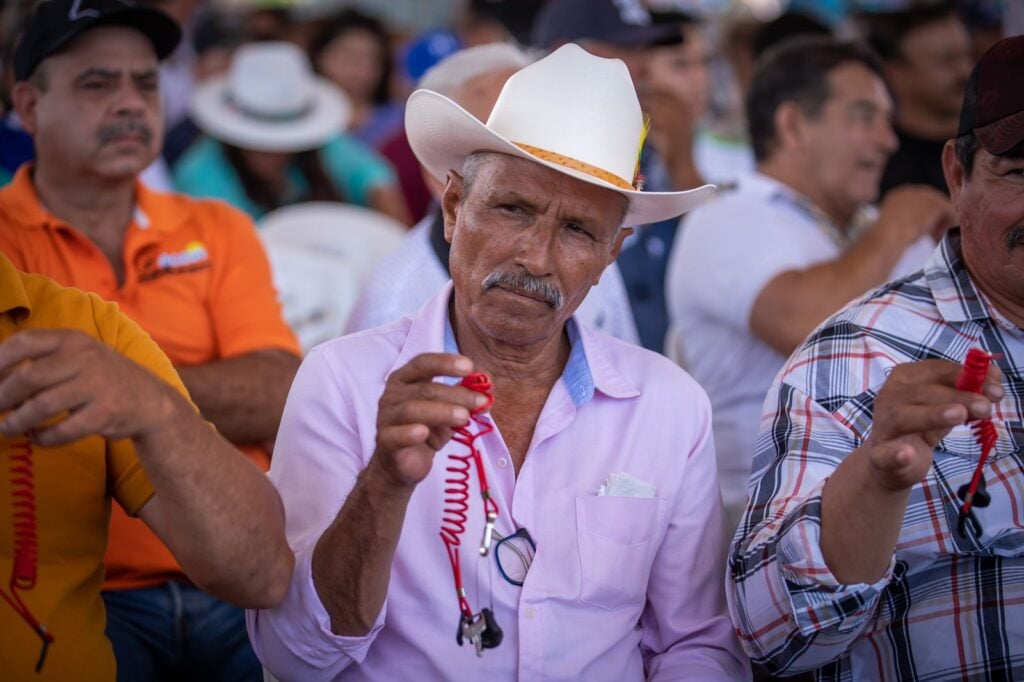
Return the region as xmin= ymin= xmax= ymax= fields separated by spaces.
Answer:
xmin=138 ymin=241 xmax=211 ymax=282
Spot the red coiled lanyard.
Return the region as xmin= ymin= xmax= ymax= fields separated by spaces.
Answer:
xmin=955 ymin=348 xmax=999 ymax=539
xmin=439 ymin=373 xmax=502 ymax=653
xmin=3 ymin=439 xmax=54 ymax=672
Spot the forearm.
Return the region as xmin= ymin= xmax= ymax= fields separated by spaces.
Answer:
xmin=820 ymin=444 xmax=910 ymax=584
xmin=312 ymin=462 xmax=412 ymax=636
xmin=370 ymin=185 xmax=413 ymax=226
xmin=136 ymin=390 xmax=293 ymax=607
xmin=752 ymin=227 xmax=917 ymax=354
xmin=176 ymin=349 xmax=300 ymax=444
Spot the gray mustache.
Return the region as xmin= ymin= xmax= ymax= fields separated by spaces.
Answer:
xmin=482 ymin=271 xmax=564 ymax=310
xmin=98 ymin=120 xmax=153 ymax=145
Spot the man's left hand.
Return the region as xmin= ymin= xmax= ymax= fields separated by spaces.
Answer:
xmin=0 ymin=329 xmax=183 ymax=446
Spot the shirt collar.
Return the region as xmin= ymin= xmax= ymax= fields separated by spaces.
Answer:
xmin=0 ymin=164 xmax=185 ymax=235
xmin=926 ymin=228 xmax=992 ymax=323
xmin=0 ymin=252 xmax=32 ymax=319
xmin=742 ymin=171 xmax=876 ymax=246
xmin=397 ymin=283 xmax=639 ymax=406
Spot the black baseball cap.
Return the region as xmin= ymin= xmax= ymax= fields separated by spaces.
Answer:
xmin=531 ymin=0 xmax=681 ymax=50
xmin=957 ymin=35 xmax=1024 ymax=155
xmin=14 ymin=0 xmax=182 ymax=82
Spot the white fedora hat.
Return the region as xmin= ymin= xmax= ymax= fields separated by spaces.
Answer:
xmin=190 ymin=41 xmax=351 ymax=153
xmin=405 ymin=43 xmax=715 ymax=227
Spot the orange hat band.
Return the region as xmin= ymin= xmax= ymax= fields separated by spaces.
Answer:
xmin=514 ymin=143 xmax=635 ymax=190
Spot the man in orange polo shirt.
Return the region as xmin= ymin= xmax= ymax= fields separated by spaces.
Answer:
xmin=1 ymin=1 xmax=302 ymax=679
xmin=0 ymin=252 xmax=292 ymax=680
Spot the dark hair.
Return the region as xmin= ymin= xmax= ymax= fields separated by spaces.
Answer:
xmin=746 ymin=37 xmax=885 ymax=163
xmin=308 ymin=9 xmax=391 ymax=106
xmin=223 ymin=144 xmax=343 ymax=212
xmin=752 ymin=11 xmax=831 ymax=59
xmin=862 ymin=2 xmax=959 ymax=63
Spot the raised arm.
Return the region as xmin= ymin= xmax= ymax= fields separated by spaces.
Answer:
xmin=0 ymin=328 xmax=293 ymax=608
xmin=750 ymin=186 xmax=952 ymax=354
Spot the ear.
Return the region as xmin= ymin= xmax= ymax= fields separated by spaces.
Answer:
xmin=773 ymin=101 xmax=809 ymax=152
xmin=942 ymin=140 xmax=965 ymax=214
xmin=441 ymin=170 xmax=465 ymax=244
xmin=11 ymin=82 xmax=41 ymax=135
xmin=609 ymin=226 xmax=633 ymax=264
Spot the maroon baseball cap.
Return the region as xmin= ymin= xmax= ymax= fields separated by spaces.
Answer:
xmin=957 ymin=35 xmax=1024 ymax=155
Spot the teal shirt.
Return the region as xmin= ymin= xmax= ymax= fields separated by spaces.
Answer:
xmin=0 ymin=166 xmax=12 ymax=188
xmin=172 ymin=135 xmax=395 ymax=221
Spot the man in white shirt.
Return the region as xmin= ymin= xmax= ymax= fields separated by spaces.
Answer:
xmin=666 ymin=37 xmax=953 ymax=530
xmin=346 ymin=44 xmax=640 ymax=344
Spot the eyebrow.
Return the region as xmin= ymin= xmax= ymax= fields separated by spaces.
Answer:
xmin=73 ymin=67 xmax=159 ymax=82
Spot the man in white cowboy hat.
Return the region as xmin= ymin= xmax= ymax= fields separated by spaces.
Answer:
xmin=248 ymin=44 xmax=750 ymax=680
xmin=345 ymin=42 xmax=641 ymax=346
xmin=0 ymin=0 xmax=302 ymax=679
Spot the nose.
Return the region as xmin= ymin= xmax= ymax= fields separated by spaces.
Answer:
xmin=513 ymin=218 xmax=557 ymax=277
xmin=113 ymin=81 xmax=148 ymax=116
xmin=877 ymin=117 xmax=898 ymax=156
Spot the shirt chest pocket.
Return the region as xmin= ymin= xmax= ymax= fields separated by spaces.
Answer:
xmin=575 ymin=496 xmax=666 ymax=611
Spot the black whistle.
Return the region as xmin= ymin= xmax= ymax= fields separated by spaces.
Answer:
xmin=480 ymin=608 xmax=503 ymax=649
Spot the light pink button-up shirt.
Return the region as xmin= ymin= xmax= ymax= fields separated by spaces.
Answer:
xmin=247 ymin=285 xmax=748 ymax=681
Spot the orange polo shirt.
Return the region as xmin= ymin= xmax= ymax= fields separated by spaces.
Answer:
xmin=0 ymin=252 xmax=188 ymax=681
xmin=0 ymin=166 xmax=300 ymax=591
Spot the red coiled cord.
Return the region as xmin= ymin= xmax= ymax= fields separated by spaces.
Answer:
xmin=3 ymin=439 xmax=54 ymax=672
xmin=955 ymin=349 xmax=998 ymax=538
xmin=439 ymin=373 xmax=496 ymax=620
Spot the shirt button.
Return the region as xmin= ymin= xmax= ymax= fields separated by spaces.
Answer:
xmin=524 ymin=607 xmax=535 ymax=619
xmin=497 ymin=458 xmax=508 ymax=469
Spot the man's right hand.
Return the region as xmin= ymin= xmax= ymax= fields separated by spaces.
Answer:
xmin=874 ymin=185 xmax=955 ymax=245
xmin=865 ymin=358 xmax=1003 ymax=492
xmin=369 ymin=353 xmax=489 ymax=489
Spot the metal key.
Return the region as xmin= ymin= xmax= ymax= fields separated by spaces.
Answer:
xmin=460 ymin=615 xmax=487 ymax=657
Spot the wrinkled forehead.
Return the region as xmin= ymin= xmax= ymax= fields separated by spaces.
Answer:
xmin=467 ymin=153 xmax=629 ymax=224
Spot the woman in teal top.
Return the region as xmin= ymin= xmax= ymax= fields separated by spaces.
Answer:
xmin=176 ymin=41 xmax=410 ymax=224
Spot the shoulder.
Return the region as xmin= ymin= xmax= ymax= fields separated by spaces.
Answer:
xmin=306 ymin=317 xmax=414 ymax=384
xmin=781 ymin=269 xmax=941 ymax=402
xmin=147 ymin=188 xmax=260 ymax=241
xmin=585 ymin=329 xmax=711 ymax=412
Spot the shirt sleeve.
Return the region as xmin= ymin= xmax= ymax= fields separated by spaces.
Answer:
xmin=726 ymin=380 xmax=894 ymax=675
xmin=93 ymin=295 xmax=193 ymax=515
xmin=205 ymin=201 xmax=301 ymax=358
xmin=675 ymin=200 xmax=824 ymax=333
xmin=246 ymin=346 xmax=384 ymax=679
xmin=640 ymin=383 xmax=751 ymax=681
xmin=321 ymin=134 xmax=396 ymax=207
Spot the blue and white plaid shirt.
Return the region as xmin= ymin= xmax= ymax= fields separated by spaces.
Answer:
xmin=727 ymin=229 xmax=1024 ymax=680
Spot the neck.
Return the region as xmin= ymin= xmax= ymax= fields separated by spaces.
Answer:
xmin=32 ymin=161 xmax=135 ymax=238
xmin=758 ymin=158 xmax=856 ymax=228
xmin=450 ymin=296 xmax=569 ymax=399
xmin=965 ymin=258 xmax=1024 ymax=330
xmin=896 ymin=105 xmax=959 ymax=142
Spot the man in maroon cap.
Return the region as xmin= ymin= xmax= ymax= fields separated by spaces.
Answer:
xmin=727 ymin=36 xmax=1024 ymax=680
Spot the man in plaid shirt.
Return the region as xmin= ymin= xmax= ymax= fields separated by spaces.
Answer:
xmin=728 ymin=36 xmax=1024 ymax=680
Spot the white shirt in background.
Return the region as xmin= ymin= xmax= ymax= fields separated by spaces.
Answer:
xmin=666 ymin=172 xmax=935 ymax=531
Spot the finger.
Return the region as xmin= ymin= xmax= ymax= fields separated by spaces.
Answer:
xmin=983 ymin=363 xmax=1004 ymax=402
xmin=408 ymin=382 xmax=490 ymax=412
xmin=892 ymin=383 xmax=994 ymax=420
xmin=0 ymin=356 xmax=80 ymax=413
xmin=0 ymin=329 xmax=67 ymax=373
xmin=388 ymin=353 xmax=473 ymax=385
xmin=376 ymin=423 xmax=430 ymax=453
xmin=869 ymin=439 xmax=918 ymax=473
xmin=0 ymin=383 xmax=89 ymax=437
xmin=28 ymin=404 xmax=106 ymax=447
xmin=426 ymin=426 xmax=453 ymax=451
xmin=877 ymin=403 xmax=968 ymax=442
xmin=385 ymin=400 xmax=470 ymax=430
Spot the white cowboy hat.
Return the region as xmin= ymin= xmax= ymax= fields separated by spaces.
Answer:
xmin=190 ymin=41 xmax=350 ymax=153
xmin=405 ymin=43 xmax=715 ymax=227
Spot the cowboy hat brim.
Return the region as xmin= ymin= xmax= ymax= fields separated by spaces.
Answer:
xmin=190 ymin=75 xmax=351 ymax=153
xmin=405 ymin=89 xmax=715 ymax=227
